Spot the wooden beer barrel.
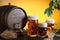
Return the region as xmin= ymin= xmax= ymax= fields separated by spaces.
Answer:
xmin=0 ymin=4 xmax=27 ymax=34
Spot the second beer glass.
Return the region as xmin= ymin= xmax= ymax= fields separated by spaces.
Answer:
xmin=38 ymin=22 xmax=47 ymax=37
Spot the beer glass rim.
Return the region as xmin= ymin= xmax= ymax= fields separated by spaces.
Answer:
xmin=46 ymin=19 xmax=55 ymax=24
xmin=38 ymin=22 xmax=47 ymax=28
xmin=28 ymin=16 xmax=38 ymax=20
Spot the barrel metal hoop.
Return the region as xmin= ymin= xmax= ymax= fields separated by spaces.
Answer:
xmin=0 ymin=6 xmax=13 ymax=34
xmin=1 ymin=6 xmax=7 ymax=26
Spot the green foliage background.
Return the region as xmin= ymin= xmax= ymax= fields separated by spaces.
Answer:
xmin=44 ymin=0 xmax=60 ymax=17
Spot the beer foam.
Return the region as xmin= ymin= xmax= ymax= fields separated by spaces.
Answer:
xmin=28 ymin=16 xmax=38 ymax=20
xmin=46 ymin=19 xmax=55 ymax=24
xmin=38 ymin=22 xmax=47 ymax=28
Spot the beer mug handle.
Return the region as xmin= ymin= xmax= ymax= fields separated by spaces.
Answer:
xmin=53 ymin=23 xmax=59 ymax=33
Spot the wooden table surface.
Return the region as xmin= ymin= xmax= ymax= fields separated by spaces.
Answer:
xmin=0 ymin=35 xmax=60 ymax=40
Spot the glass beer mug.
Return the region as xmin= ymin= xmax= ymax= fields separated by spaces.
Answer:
xmin=38 ymin=22 xmax=47 ymax=37
xmin=46 ymin=19 xmax=55 ymax=34
xmin=45 ymin=18 xmax=59 ymax=40
xmin=27 ymin=16 xmax=38 ymax=37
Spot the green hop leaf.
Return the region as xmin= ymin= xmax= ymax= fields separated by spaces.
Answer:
xmin=44 ymin=7 xmax=53 ymax=17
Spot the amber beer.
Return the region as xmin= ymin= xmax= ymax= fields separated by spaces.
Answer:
xmin=46 ymin=19 xmax=55 ymax=34
xmin=38 ymin=23 xmax=47 ymax=37
xmin=28 ymin=16 xmax=38 ymax=37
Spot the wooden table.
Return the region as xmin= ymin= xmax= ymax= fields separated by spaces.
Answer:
xmin=0 ymin=35 xmax=60 ymax=40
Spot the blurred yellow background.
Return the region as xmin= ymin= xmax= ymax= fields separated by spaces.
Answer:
xmin=0 ymin=0 xmax=60 ymax=29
